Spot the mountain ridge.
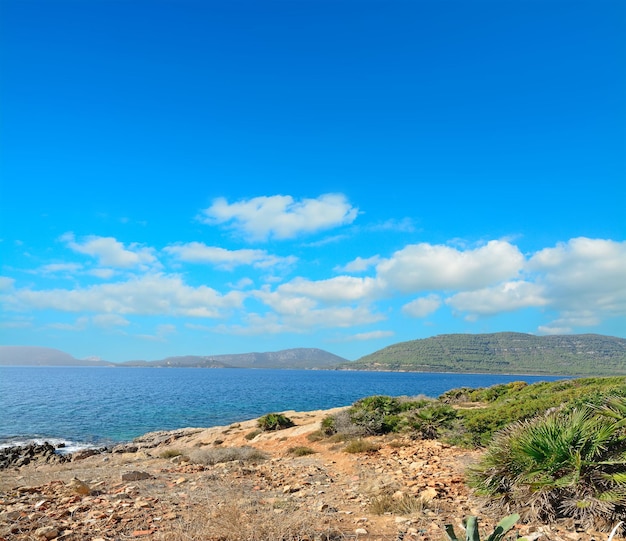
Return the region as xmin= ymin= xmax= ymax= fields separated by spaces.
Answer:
xmin=2 ymin=333 xmax=625 ymax=375
xmin=345 ymin=332 xmax=626 ymax=376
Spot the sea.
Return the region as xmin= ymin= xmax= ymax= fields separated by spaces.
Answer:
xmin=0 ymin=366 xmax=570 ymax=453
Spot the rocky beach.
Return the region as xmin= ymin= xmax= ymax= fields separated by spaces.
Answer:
xmin=0 ymin=408 xmax=613 ymax=541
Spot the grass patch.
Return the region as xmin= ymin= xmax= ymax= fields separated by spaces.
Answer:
xmin=188 ymin=446 xmax=268 ymax=466
xmin=159 ymin=449 xmax=183 ymax=459
xmin=257 ymin=413 xmax=294 ymax=431
xmin=369 ymin=493 xmax=428 ymax=516
xmin=343 ymin=438 xmax=380 ymax=454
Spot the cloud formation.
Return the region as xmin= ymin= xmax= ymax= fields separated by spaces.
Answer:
xmin=198 ymin=194 xmax=358 ymax=241
xmin=376 ymin=240 xmax=524 ymax=292
xmin=164 ymin=242 xmax=296 ymax=270
xmin=61 ymin=233 xmax=158 ymax=269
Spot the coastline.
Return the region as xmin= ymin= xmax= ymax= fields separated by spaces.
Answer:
xmin=0 ymin=405 xmax=608 ymax=541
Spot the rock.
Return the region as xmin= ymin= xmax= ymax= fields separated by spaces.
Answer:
xmin=355 ymin=527 xmax=368 ymax=535
xmin=34 ymin=526 xmax=59 ymax=539
xmin=69 ymin=477 xmax=91 ymax=495
xmin=121 ymin=471 xmax=152 ymax=481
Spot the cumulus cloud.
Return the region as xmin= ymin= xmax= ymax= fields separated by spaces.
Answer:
xmin=402 ymin=294 xmax=442 ymax=317
xmin=198 ymin=193 xmax=358 ymax=241
xmin=164 ymin=242 xmax=296 ymax=270
xmin=528 ymin=238 xmax=626 ymax=316
xmin=6 ymin=274 xmax=245 ymax=318
xmin=270 ymin=276 xmax=381 ymax=304
xmin=376 ymin=240 xmax=524 ymax=293
xmin=446 ymin=281 xmax=547 ymax=316
xmin=61 ymin=233 xmax=158 ymax=269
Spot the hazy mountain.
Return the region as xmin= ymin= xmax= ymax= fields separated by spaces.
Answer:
xmin=0 ymin=346 xmax=113 ymax=366
xmin=344 ymin=332 xmax=626 ymax=376
xmin=121 ymin=348 xmax=347 ymax=369
xmin=0 ymin=346 xmax=347 ymax=369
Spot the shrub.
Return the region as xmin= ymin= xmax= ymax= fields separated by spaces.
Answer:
xmin=343 ymin=438 xmax=380 ymax=454
xmin=257 ymin=413 xmax=294 ymax=431
xmin=287 ymin=446 xmax=316 ymax=456
xmin=469 ymin=396 xmax=626 ymax=530
xmin=349 ymin=395 xmax=404 ymax=435
xmin=245 ymin=429 xmax=262 ymax=440
xmin=405 ymin=403 xmax=457 ymax=439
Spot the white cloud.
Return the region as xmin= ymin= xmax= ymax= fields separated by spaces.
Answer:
xmin=222 ymin=304 xmax=385 ymax=335
xmin=0 ymin=277 xmax=15 ymax=292
xmin=446 ymin=281 xmax=547 ymax=315
xmin=198 ymin=193 xmax=358 ymax=241
xmin=271 ymin=276 xmax=380 ymax=304
xmin=61 ymin=233 xmax=158 ymax=269
xmin=6 ymin=274 xmax=245 ymax=318
xmin=402 ymin=294 xmax=442 ymax=317
xmin=47 ymin=316 xmax=89 ymax=331
xmin=137 ymin=323 xmax=176 ymax=342
xmin=343 ymin=330 xmax=395 ymax=341
xmin=39 ymin=263 xmax=83 ymax=275
xmin=376 ymin=240 xmax=524 ymax=293
xmin=87 ymin=268 xmax=117 ymax=279
xmin=367 ymin=217 xmax=416 ymax=233
xmin=164 ymin=242 xmax=296 ymax=270
xmin=528 ymin=237 xmax=626 ymax=316
xmin=92 ymin=314 xmax=130 ymax=328
xmin=338 ymin=256 xmax=381 ymax=273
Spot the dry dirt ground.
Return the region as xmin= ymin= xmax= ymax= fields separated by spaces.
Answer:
xmin=0 ymin=408 xmax=616 ymax=541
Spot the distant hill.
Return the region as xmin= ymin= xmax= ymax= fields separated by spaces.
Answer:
xmin=0 ymin=346 xmax=347 ymax=369
xmin=343 ymin=333 xmax=626 ymax=376
xmin=122 ymin=348 xmax=347 ymax=369
xmin=0 ymin=346 xmax=113 ymax=367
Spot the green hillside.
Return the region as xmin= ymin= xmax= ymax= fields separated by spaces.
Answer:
xmin=344 ymin=332 xmax=626 ymax=376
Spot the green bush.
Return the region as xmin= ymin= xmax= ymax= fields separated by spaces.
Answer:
xmin=257 ymin=413 xmax=294 ymax=431
xmin=469 ymin=396 xmax=626 ymax=530
xmin=454 ymin=377 xmax=626 ymax=447
xmin=405 ymin=403 xmax=457 ymax=439
xmin=349 ymin=395 xmax=404 ymax=435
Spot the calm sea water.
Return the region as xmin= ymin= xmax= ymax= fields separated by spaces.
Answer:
xmin=0 ymin=367 xmax=568 ymax=451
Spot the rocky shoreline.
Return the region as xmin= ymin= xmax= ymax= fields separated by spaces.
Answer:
xmin=0 ymin=409 xmax=611 ymax=541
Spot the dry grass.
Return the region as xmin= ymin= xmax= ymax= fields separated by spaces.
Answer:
xmin=343 ymin=438 xmax=380 ymax=454
xmin=187 ymin=446 xmax=268 ymax=466
xmin=156 ymin=482 xmax=347 ymax=541
xmin=368 ymin=493 xmax=429 ymax=516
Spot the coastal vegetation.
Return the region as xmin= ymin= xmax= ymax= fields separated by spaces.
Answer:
xmin=346 ymin=332 xmax=626 ymax=376
xmin=317 ymin=376 xmax=626 ymax=532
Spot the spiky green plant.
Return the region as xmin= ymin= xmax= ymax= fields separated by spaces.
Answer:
xmin=444 ymin=514 xmax=520 ymax=541
xmin=469 ymin=396 xmax=626 ymax=530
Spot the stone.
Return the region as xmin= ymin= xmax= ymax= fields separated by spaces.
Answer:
xmin=34 ymin=526 xmax=59 ymax=539
xmin=121 ymin=471 xmax=152 ymax=481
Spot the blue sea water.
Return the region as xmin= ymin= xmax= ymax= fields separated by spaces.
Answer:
xmin=0 ymin=367 xmax=568 ymax=450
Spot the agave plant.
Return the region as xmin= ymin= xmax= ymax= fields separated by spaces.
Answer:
xmin=469 ymin=395 xmax=626 ymax=530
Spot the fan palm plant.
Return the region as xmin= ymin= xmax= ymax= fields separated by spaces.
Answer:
xmin=469 ymin=395 xmax=626 ymax=530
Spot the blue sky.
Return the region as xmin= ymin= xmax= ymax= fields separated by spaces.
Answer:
xmin=1 ymin=0 xmax=624 ymax=362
